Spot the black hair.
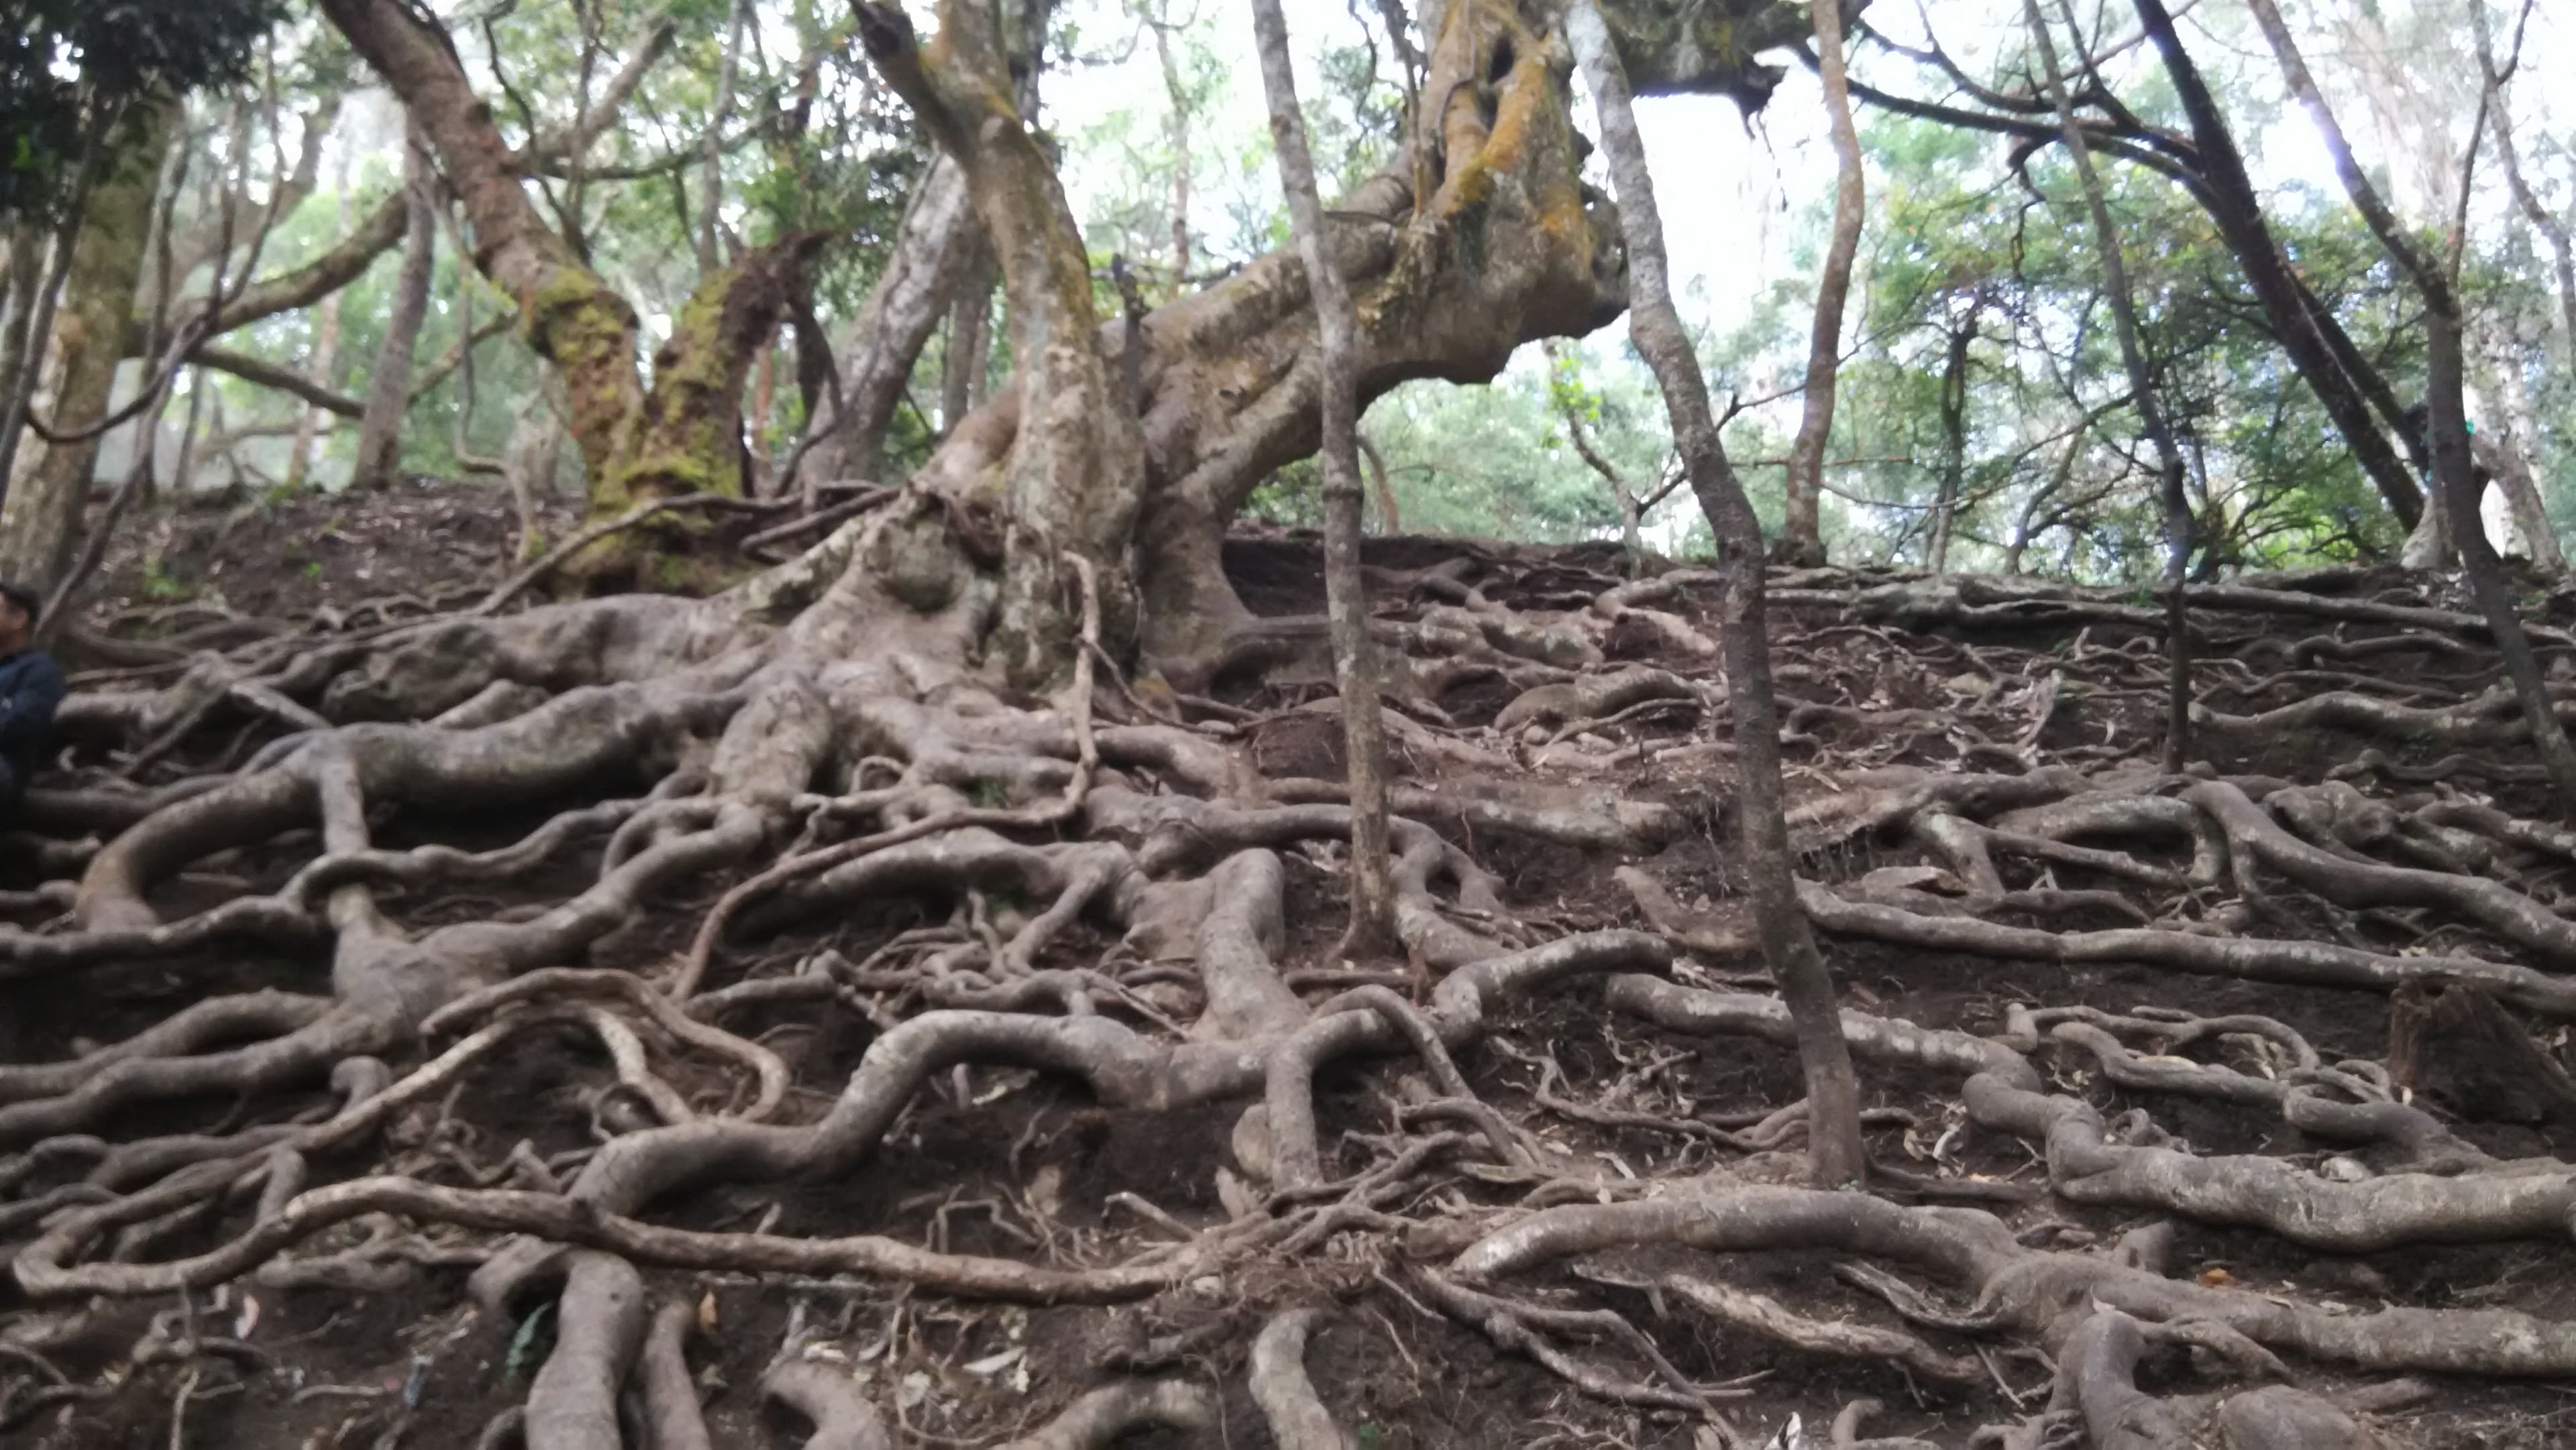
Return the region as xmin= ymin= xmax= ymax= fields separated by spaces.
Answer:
xmin=0 ymin=582 xmax=40 ymax=624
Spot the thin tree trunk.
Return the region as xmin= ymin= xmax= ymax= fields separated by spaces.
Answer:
xmin=1248 ymin=0 xmax=1399 ymax=959
xmin=169 ymin=368 xmax=209 ymax=496
xmin=747 ymin=323 xmax=779 ymax=495
xmin=2130 ymin=0 xmax=2424 ymax=533
xmin=2244 ymin=0 xmax=2576 ymax=813
xmin=1566 ymin=0 xmax=1867 ymax=1188
xmin=1926 ymin=303 xmax=1976 ymax=573
xmin=0 ymin=103 xmax=171 ymax=590
xmin=282 ymin=156 xmax=354 ymax=493
xmin=802 ymin=157 xmax=981 ymax=489
xmin=354 ymin=123 xmax=435 ymax=488
xmin=2430 ymin=313 xmax=2576 ymax=807
xmin=1780 ymin=0 xmax=1864 ymax=570
xmin=939 ymin=242 xmax=994 ymax=433
xmin=2475 ymin=3 xmax=2576 ymax=368
xmin=1148 ymin=9 xmax=1192 ymax=287
xmin=697 ymin=0 xmax=752 ymax=280
xmin=2029 ymin=0 xmax=2192 ymax=772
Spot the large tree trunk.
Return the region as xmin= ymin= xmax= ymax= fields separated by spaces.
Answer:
xmin=352 ymin=123 xmax=435 ymax=489
xmin=1779 ymin=0 xmax=1864 ymax=569
xmin=0 ymin=103 xmax=174 ymax=593
xmin=888 ymin=0 xmax=1778 ymax=675
xmin=1566 ymin=0 xmax=1868 ymax=1188
xmin=857 ymin=0 xmax=1148 ymax=681
xmin=2131 ymin=0 xmax=2424 ymax=534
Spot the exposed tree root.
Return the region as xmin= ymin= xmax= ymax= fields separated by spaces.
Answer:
xmin=991 ymin=1380 xmax=1214 ymax=1449
xmin=761 ymin=1359 xmax=894 ymax=1450
xmin=1250 ymin=1308 xmax=1346 ymax=1450
xmin=15 ymin=546 xmax=2576 ymax=1442
xmin=525 ymin=1252 xmax=647 ymax=1450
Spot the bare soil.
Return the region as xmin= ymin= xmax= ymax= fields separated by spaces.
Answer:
xmin=7 ymin=489 xmax=2576 ymax=1447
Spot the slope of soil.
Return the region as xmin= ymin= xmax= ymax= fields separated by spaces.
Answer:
xmin=5 ymin=495 xmax=2575 ymax=1448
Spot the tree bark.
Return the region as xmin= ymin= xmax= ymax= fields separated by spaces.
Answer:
xmin=2483 ymin=74 xmax=2575 ymax=361
xmin=282 ymin=158 xmax=353 ymax=494
xmin=1925 ymin=301 xmax=1976 ymax=573
xmin=0 ymin=102 xmax=172 ymax=592
xmin=938 ymin=241 xmax=996 ymax=435
xmin=2387 ymin=980 xmax=2576 ymax=1126
xmin=799 ymin=157 xmax=981 ymax=492
xmin=1566 ymin=0 xmax=1868 ymax=1188
xmin=2129 ymin=0 xmax=2423 ymax=533
xmin=2028 ymin=0 xmax=2192 ymax=772
xmin=0 ymin=223 xmax=48 ymax=476
xmin=2473 ymin=303 xmax=2555 ymax=569
xmin=325 ymin=0 xmax=820 ymax=584
xmin=859 ymin=0 xmax=1150 ymax=680
xmin=1148 ymin=6 xmax=1193 ymax=287
xmin=843 ymin=0 xmax=1786 ymax=676
xmin=698 ymin=0 xmax=753 ymax=280
xmin=1248 ymin=0 xmax=1401 ymax=958
xmin=1779 ymin=0 xmax=1864 ymax=569
xmin=354 ymin=123 xmax=435 ymax=489
xmin=322 ymin=0 xmax=642 ymax=490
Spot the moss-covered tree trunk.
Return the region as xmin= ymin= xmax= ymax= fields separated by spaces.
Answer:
xmin=323 ymin=0 xmax=822 ymax=587
xmin=872 ymin=0 xmax=1813 ymax=678
xmin=331 ymin=0 xmax=1799 ymax=652
xmin=859 ymin=0 xmax=1148 ymax=681
xmin=0 ymin=102 xmax=174 ymax=592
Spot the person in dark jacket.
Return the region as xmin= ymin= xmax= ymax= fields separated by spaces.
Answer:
xmin=0 ymin=582 xmax=65 ymax=813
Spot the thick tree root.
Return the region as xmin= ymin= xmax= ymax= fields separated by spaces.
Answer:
xmin=16 ymin=548 xmax=2576 ymax=1441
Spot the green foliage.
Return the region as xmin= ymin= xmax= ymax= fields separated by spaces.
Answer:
xmin=83 ymin=0 xmax=2573 ymax=598
xmin=0 ymin=0 xmax=288 ymax=225
xmin=1703 ymin=101 xmax=2448 ymax=580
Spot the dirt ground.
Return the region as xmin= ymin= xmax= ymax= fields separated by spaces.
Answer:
xmin=9 ymin=483 xmax=2576 ymax=1447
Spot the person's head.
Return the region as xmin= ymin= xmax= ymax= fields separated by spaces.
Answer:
xmin=0 ymin=582 xmax=40 ymax=652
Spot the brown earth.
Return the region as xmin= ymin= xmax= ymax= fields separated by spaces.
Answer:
xmin=5 ymin=483 xmax=2576 ymax=1447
